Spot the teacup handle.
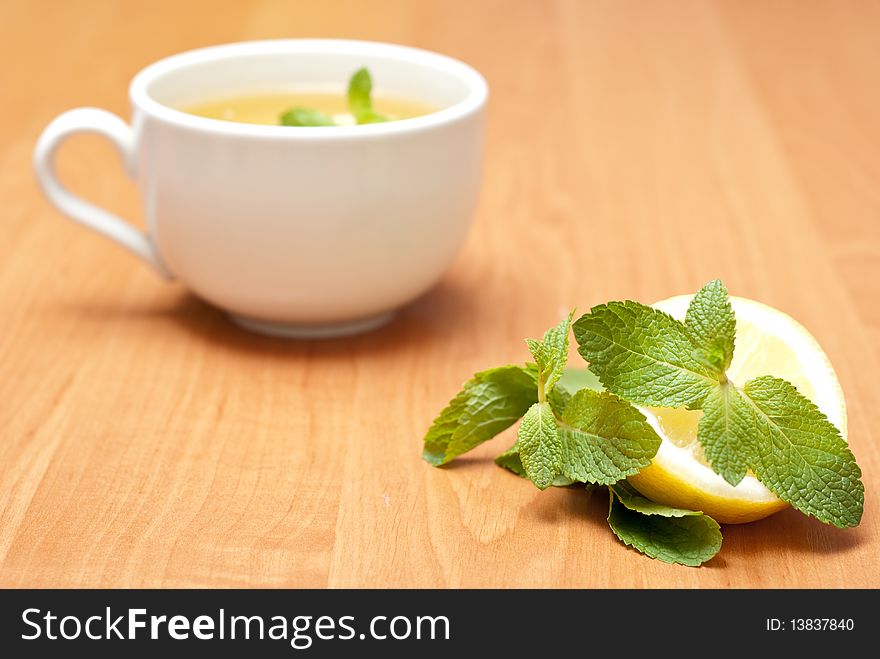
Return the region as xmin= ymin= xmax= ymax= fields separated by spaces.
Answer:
xmin=33 ymin=108 xmax=172 ymax=278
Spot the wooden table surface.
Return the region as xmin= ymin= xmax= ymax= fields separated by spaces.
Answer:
xmin=2 ymin=0 xmax=879 ymax=588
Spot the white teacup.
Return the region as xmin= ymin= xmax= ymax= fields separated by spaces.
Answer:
xmin=34 ymin=40 xmax=487 ymax=338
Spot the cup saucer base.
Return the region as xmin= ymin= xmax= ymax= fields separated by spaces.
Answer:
xmin=229 ymin=311 xmax=395 ymax=339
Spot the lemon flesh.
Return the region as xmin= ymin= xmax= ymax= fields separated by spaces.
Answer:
xmin=627 ymin=295 xmax=847 ymax=524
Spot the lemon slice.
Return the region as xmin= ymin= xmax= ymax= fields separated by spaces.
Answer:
xmin=626 ymin=294 xmax=847 ymax=524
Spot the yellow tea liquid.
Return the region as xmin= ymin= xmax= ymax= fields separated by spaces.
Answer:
xmin=182 ymin=92 xmax=435 ymax=125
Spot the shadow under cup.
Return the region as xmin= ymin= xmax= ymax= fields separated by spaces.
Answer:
xmin=38 ymin=40 xmax=488 ymax=339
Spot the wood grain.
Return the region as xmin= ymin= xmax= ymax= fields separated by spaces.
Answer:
xmin=1 ymin=0 xmax=878 ymax=587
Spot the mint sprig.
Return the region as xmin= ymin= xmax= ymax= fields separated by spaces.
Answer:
xmin=421 ymin=280 xmax=864 ymax=566
xmin=424 ymin=312 xmax=703 ymax=563
xmin=280 ymin=67 xmax=388 ymax=127
xmin=575 ymin=279 xmax=864 ymax=528
xmin=518 ymin=312 xmax=662 ymax=490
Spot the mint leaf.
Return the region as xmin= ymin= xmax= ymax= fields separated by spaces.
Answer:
xmin=697 ymin=375 xmax=864 ymax=526
xmin=685 ymin=279 xmax=736 ymax=373
xmin=539 ymin=310 xmax=575 ymax=391
xmin=525 ymin=339 xmax=545 ymax=366
xmin=356 ymin=110 xmax=389 ymax=125
xmin=697 ymin=382 xmax=752 ymax=486
xmin=610 ymin=482 xmax=698 ymax=516
xmin=495 ymin=444 xmax=526 ymax=477
xmin=608 ymin=484 xmax=722 ymax=567
xmin=517 ymin=402 xmax=562 ymax=489
xmin=742 ymin=376 xmax=863 ymax=528
xmin=280 ymin=108 xmax=336 ymax=127
xmin=526 ymin=310 xmax=575 ymax=397
xmin=573 ymin=301 xmax=720 ymax=408
xmin=348 ymin=67 xmax=388 ymax=124
xmin=557 ymin=390 xmax=661 ymax=484
xmin=348 ymin=68 xmax=372 ymax=117
xmin=547 ymin=386 xmax=571 ymax=418
xmin=495 ymin=444 xmax=576 ymax=486
xmin=423 ymin=365 xmax=537 ymax=466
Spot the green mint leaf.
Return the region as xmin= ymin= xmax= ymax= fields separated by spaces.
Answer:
xmin=517 ymin=402 xmax=562 ymax=489
xmin=280 ymin=107 xmax=336 ymax=127
xmin=607 ymin=484 xmax=722 ymax=567
xmin=495 ymin=444 xmax=576 ymax=486
xmin=573 ymin=301 xmax=720 ymax=408
xmin=610 ymin=481 xmax=697 ymax=516
xmin=541 ymin=310 xmax=575 ymax=392
xmin=348 ymin=68 xmax=372 ymax=116
xmin=557 ymin=390 xmax=661 ymax=485
xmin=495 ymin=444 xmax=526 ymax=477
xmin=525 ymin=338 xmax=545 ymax=368
xmin=685 ymin=279 xmax=736 ymax=373
xmin=741 ymin=376 xmax=864 ymax=527
xmin=347 ymin=67 xmax=389 ymax=124
xmin=357 ymin=110 xmax=389 ymax=124
xmin=547 ymin=385 xmax=571 ymax=418
xmin=526 ymin=311 xmax=575 ymax=396
xmin=697 ymin=382 xmax=752 ymax=486
xmin=422 ymin=365 xmax=537 ymax=466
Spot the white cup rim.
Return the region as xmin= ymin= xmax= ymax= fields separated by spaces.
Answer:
xmin=129 ymin=39 xmax=488 ymax=139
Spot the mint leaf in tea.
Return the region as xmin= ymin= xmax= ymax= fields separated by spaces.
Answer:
xmin=280 ymin=108 xmax=336 ymax=127
xmin=346 ymin=67 xmax=389 ymax=124
xmin=181 ymin=68 xmax=433 ymax=127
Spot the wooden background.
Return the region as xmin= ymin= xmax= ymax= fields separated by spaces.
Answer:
xmin=1 ymin=0 xmax=878 ymax=587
